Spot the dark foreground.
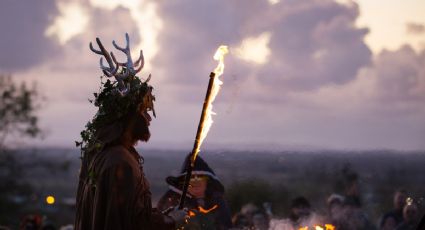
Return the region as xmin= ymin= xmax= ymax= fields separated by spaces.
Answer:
xmin=1 ymin=148 xmax=424 ymax=229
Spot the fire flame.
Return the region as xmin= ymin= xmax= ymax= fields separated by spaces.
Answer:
xmin=325 ymin=224 xmax=335 ymax=230
xmin=199 ymin=204 xmax=218 ymax=214
xmin=298 ymin=224 xmax=335 ymax=230
xmin=188 ymin=205 xmax=219 ymax=218
xmin=193 ymin=45 xmax=229 ymax=160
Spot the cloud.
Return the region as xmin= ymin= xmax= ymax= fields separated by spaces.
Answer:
xmin=279 ymin=45 xmax=425 ymax=150
xmin=45 ymin=1 xmax=89 ymax=45
xmin=1 ymin=0 xmax=424 ymax=150
xmin=151 ymin=0 xmax=372 ymax=107
xmin=0 ymin=0 xmax=61 ymax=71
xmin=268 ymin=0 xmax=280 ymax=5
xmin=370 ymin=46 xmax=425 ymax=104
xmin=294 ymin=45 xmax=425 ymax=109
xmin=87 ymin=0 xmax=163 ymax=69
xmin=406 ymin=22 xmax=425 ymax=35
xmin=234 ymin=32 xmax=272 ymax=65
xmin=258 ymin=0 xmax=371 ymax=91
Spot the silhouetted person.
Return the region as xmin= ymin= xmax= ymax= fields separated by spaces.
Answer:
xmin=379 ymin=189 xmax=407 ymax=230
xmin=417 ymin=213 xmax=425 ymax=230
xmin=326 ymin=194 xmax=345 ymax=229
xmin=19 ymin=214 xmax=42 ymax=230
xmin=380 ymin=213 xmax=398 ymax=230
xmin=75 ymin=34 xmax=187 ymax=230
xmin=342 ymin=165 xmax=362 ymax=208
xmin=252 ymin=211 xmax=269 ymax=230
xmin=157 ymin=154 xmax=232 ymax=230
xmin=343 ymin=196 xmax=376 ymax=230
xmin=381 ymin=189 xmax=408 ymax=229
xmin=288 ymin=196 xmax=312 ymax=228
xmin=396 ymin=203 xmax=419 ymax=230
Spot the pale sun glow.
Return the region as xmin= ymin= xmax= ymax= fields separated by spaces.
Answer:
xmin=334 ymin=0 xmax=355 ymax=6
xmin=45 ymin=2 xmax=88 ymax=44
xmin=268 ymin=0 xmax=280 ymax=5
xmin=313 ymin=49 xmax=328 ymax=60
xmin=234 ymin=32 xmax=271 ymax=64
xmin=354 ymin=0 xmax=425 ymax=54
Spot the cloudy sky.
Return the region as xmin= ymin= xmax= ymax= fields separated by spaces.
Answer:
xmin=1 ymin=0 xmax=424 ymax=151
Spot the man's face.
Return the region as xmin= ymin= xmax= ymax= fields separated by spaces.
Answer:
xmin=394 ymin=192 xmax=407 ymax=210
xmin=188 ymin=176 xmax=208 ymax=198
xmin=403 ymin=204 xmax=418 ymax=223
xmin=132 ymin=109 xmax=152 ymax=142
xmin=330 ymin=202 xmax=344 ymax=220
xmin=292 ymin=205 xmax=311 ymax=219
xmin=382 ymin=216 xmax=397 ymax=230
xmin=253 ymin=213 xmax=268 ymax=230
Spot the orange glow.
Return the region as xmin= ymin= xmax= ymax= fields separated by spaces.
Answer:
xmin=46 ymin=195 xmax=55 ymax=205
xmin=298 ymin=224 xmax=335 ymax=230
xmin=198 ymin=204 xmax=218 ymax=214
xmin=193 ymin=45 xmax=229 ymax=160
xmin=325 ymin=224 xmax=336 ymax=230
xmin=188 ymin=205 xmax=219 ymax=219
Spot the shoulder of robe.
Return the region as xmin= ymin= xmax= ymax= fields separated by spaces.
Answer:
xmin=101 ymin=145 xmax=138 ymax=169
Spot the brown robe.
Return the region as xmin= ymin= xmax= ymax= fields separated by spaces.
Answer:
xmin=75 ymin=145 xmax=174 ymax=230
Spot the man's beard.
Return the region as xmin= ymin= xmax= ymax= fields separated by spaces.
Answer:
xmin=132 ymin=114 xmax=151 ymax=142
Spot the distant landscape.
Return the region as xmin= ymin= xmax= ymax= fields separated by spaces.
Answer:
xmin=4 ymin=148 xmax=425 ymax=227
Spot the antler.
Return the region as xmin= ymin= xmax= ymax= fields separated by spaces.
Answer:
xmin=89 ymin=38 xmax=119 ymax=78
xmin=112 ymin=33 xmax=144 ymax=78
xmin=89 ymin=33 xmax=145 ymax=95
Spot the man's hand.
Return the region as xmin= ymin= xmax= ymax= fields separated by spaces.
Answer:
xmin=167 ymin=208 xmax=189 ymax=228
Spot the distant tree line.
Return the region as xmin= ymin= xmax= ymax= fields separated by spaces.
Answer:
xmin=0 ymin=74 xmax=42 ymax=225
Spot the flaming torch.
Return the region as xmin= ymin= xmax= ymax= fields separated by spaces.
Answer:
xmin=178 ymin=45 xmax=229 ymax=209
xmin=299 ymin=224 xmax=335 ymax=230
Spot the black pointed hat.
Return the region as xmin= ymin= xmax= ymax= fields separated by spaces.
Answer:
xmin=166 ymin=154 xmax=224 ymax=196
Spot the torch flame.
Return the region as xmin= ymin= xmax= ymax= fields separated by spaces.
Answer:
xmin=298 ymin=224 xmax=335 ymax=230
xmin=199 ymin=205 xmax=218 ymax=214
xmin=213 ymin=46 xmax=229 ymax=76
xmin=193 ymin=45 xmax=229 ymax=160
xmin=325 ymin=224 xmax=335 ymax=230
xmin=188 ymin=205 xmax=219 ymax=219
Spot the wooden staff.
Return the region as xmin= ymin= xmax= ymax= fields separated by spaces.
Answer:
xmin=178 ymin=72 xmax=216 ymax=209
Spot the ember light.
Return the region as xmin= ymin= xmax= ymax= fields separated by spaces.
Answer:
xmin=298 ymin=224 xmax=335 ymax=230
xmin=198 ymin=204 xmax=218 ymax=214
xmin=46 ymin=195 xmax=55 ymax=205
xmin=187 ymin=205 xmax=219 ymax=218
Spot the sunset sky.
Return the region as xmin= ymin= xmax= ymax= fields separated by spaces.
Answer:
xmin=1 ymin=0 xmax=424 ymax=151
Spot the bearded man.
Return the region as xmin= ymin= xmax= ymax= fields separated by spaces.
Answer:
xmin=74 ymin=34 xmax=187 ymax=230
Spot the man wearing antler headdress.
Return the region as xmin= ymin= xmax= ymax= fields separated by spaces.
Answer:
xmin=74 ymin=33 xmax=187 ymax=230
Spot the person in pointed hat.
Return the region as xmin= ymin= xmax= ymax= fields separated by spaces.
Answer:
xmin=157 ymin=154 xmax=233 ymax=230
